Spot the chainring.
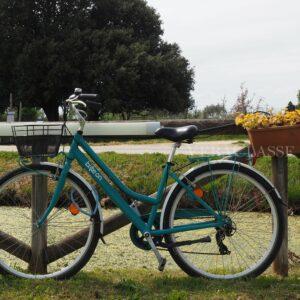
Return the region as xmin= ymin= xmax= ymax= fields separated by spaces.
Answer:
xmin=129 ymin=217 xmax=162 ymax=251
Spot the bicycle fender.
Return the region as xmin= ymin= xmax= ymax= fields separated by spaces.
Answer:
xmin=40 ymin=162 xmax=104 ymax=235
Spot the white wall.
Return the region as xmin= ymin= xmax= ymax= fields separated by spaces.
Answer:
xmin=0 ymin=121 xmax=161 ymax=137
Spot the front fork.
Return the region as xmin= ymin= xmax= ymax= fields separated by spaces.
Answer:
xmin=36 ymin=158 xmax=73 ymax=227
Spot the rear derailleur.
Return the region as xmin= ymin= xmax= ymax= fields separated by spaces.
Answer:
xmin=216 ymin=222 xmax=236 ymax=255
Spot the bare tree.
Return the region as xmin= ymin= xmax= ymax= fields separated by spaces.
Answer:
xmin=231 ymin=83 xmax=262 ymax=114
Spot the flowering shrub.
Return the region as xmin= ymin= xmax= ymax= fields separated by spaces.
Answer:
xmin=235 ymin=109 xmax=300 ymax=129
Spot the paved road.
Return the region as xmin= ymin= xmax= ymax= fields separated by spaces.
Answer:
xmin=0 ymin=140 xmax=247 ymax=155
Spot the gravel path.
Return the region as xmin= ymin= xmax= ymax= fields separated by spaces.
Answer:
xmin=0 ymin=140 xmax=247 ymax=155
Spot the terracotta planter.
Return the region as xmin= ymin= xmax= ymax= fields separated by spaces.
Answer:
xmin=247 ymin=124 xmax=300 ymax=156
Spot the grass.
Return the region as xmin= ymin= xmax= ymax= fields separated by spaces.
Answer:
xmin=0 ymin=267 xmax=299 ymax=299
xmin=0 ymin=151 xmax=299 ymax=299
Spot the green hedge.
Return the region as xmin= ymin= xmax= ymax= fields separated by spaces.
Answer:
xmin=0 ymin=152 xmax=298 ymax=206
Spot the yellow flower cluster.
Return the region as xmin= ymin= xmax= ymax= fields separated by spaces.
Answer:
xmin=235 ymin=109 xmax=300 ymax=129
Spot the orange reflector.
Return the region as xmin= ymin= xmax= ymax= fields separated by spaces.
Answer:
xmin=69 ymin=203 xmax=80 ymax=215
xmin=194 ymin=188 xmax=204 ymax=198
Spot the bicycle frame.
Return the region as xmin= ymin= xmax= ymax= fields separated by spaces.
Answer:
xmin=37 ymin=132 xmax=226 ymax=236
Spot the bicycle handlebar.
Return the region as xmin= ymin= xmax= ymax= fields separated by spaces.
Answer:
xmin=64 ymin=88 xmax=102 ymax=131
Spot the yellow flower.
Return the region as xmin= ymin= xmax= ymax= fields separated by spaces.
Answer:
xmin=235 ymin=108 xmax=300 ymax=129
xmin=235 ymin=114 xmax=245 ymax=126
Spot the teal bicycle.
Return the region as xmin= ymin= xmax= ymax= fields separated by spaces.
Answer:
xmin=0 ymin=89 xmax=284 ymax=280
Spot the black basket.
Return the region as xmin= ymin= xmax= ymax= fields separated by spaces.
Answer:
xmin=12 ymin=124 xmax=64 ymax=158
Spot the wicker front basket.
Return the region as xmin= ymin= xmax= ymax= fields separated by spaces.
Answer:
xmin=12 ymin=124 xmax=64 ymax=158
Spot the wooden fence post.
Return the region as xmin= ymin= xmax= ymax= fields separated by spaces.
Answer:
xmin=28 ymin=157 xmax=48 ymax=273
xmin=272 ymin=155 xmax=289 ymax=276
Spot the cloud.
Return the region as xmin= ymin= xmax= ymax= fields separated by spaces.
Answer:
xmin=147 ymin=0 xmax=300 ymax=110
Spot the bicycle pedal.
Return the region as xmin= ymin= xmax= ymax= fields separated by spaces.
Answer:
xmin=158 ymin=257 xmax=167 ymax=272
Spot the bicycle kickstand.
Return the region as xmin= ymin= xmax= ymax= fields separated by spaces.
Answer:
xmin=145 ymin=233 xmax=167 ymax=271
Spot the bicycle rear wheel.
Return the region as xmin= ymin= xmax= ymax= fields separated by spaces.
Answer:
xmin=163 ymin=161 xmax=284 ymax=279
xmin=0 ymin=164 xmax=100 ymax=279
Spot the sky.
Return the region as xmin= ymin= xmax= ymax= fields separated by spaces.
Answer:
xmin=146 ymin=0 xmax=300 ymax=111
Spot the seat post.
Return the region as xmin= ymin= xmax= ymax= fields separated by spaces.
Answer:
xmin=168 ymin=142 xmax=181 ymax=163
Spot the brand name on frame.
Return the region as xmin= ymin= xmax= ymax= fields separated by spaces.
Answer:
xmin=85 ymin=161 xmax=103 ymax=180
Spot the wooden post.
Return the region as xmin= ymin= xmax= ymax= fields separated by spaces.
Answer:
xmin=272 ymin=155 xmax=289 ymax=276
xmin=28 ymin=157 xmax=48 ymax=273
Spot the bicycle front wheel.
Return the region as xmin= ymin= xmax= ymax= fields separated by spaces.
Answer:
xmin=163 ymin=161 xmax=284 ymax=279
xmin=0 ymin=164 xmax=100 ymax=279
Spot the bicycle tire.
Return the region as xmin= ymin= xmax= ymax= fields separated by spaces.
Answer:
xmin=163 ymin=161 xmax=284 ymax=279
xmin=0 ymin=164 xmax=101 ymax=279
